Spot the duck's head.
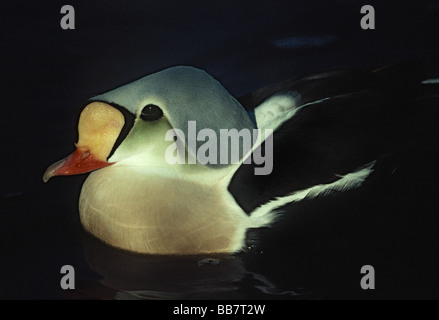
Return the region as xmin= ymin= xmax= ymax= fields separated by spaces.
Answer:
xmin=43 ymin=66 xmax=256 ymax=182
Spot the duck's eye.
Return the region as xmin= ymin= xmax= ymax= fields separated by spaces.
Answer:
xmin=140 ymin=104 xmax=163 ymax=121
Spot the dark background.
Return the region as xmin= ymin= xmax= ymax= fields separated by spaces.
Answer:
xmin=1 ymin=0 xmax=439 ymax=299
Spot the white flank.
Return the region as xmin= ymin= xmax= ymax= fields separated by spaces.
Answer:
xmin=254 ymin=95 xmax=331 ymax=132
xmin=422 ymin=78 xmax=439 ymax=84
xmin=248 ymin=161 xmax=376 ymax=228
xmin=254 ymin=94 xmax=298 ymax=131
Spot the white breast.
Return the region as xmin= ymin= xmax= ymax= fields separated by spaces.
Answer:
xmin=78 ymin=165 xmax=251 ymax=254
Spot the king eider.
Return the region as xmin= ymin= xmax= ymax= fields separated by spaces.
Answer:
xmin=44 ymin=64 xmax=426 ymax=255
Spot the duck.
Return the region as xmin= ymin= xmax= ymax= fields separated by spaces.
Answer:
xmin=43 ymin=63 xmax=424 ymax=255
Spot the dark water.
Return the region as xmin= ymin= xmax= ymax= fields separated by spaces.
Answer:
xmin=2 ymin=0 xmax=439 ymax=299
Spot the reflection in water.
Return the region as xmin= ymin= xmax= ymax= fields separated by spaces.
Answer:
xmin=80 ymin=231 xmax=299 ymax=300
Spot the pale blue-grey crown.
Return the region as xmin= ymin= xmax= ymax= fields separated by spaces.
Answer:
xmin=90 ymin=66 xmax=256 ymax=167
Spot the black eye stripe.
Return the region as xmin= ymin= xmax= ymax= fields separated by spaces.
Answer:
xmin=140 ymin=104 xmax=163 ymax=121
xmin=97 ymin=102 xmax=136 ymax=160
